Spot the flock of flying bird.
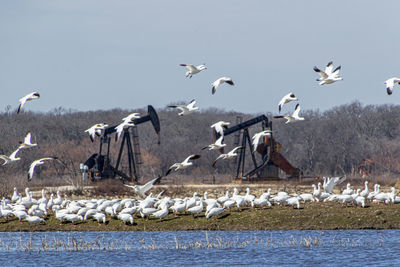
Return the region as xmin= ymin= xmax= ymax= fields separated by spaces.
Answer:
xmin=1 ymin=92 xmax=59 ymax=180
xmin=1 ymin=177 xmax=399 ymax=225
xmin=2 ymin=61 xmax=399 ymax=184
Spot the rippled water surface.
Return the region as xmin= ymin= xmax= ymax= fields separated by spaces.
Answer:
xmin=1 ymin=230 xmax=399 ymax=266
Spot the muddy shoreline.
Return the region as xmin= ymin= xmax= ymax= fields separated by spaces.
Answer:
xmin=1 ymin=202 xmax=399 ymax=232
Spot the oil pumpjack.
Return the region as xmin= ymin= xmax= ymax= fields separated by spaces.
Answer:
xmin=82 ymin=105 xmax=160 ymax=183
xmin=214 ymin=115 xmax=300 ymax=181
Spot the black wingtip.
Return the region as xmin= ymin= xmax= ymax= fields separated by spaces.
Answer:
xmin=179 ymin=64 xmax=186 ymax=66
xmin=387 ymin=88 xmax=393 ymax=95
xmin=226 ymin=80 xmax=234 ymax=86
xmin=17 ymin=105 xmax=21 ymax=114
xmin=212 ymin=87 xmax=216 ymax=95
xmin=165 ymin=168 xmax=172 ymax=177
xmin=333 ymin=66 xmax=341 ymax=72
xmin=313 ymin=66 xmax=320 ymax=72
xmin=327 ymin=61 xmax=333 ymax=66
xmin=295 ymin=103 xmax=300 ymax=110
xmin=154 ymin=175 xmax=163 ymax=185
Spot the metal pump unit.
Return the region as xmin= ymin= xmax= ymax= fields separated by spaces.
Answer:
xmin=215 ymin=115 xmax=300 ymax=181
xmin=83 ymin=105 xmax=160 ymax=183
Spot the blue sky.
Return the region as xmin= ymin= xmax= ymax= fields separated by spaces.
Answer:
xmin=0 ymin=0 xmax=399 ymax=114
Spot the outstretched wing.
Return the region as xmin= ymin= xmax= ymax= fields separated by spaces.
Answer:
xmin=140 ymin=176 xmax=161 ymax=195
xmin=331 ymin=66 xmax=341 ymax=76
xmin=212 ymin=154 xmax=225 ymax=169
xmin=183 ymin=154 xmax=201 ymax=164
xmin=313 ymin=66 xmax=328 ymax=79
xmin=187 ymin=99 xmax=196 ymax=109
xmin=324 ymin=61 xmax=333 ymax=74
xmin=180 ymin=64 xmax=195 ymax=71
xmin=292 ymin=104 xmax=301 ymax=118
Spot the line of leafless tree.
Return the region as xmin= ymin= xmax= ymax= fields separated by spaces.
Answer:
xmin=0 ymin=101 xmax=400 ymax=190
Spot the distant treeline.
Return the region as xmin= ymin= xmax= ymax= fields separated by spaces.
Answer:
xmin=1 ymin=101 xmax=399 ymax=184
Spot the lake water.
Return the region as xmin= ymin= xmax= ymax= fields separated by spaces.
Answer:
xmin=0 ymin=230 xmax=399 ymax=266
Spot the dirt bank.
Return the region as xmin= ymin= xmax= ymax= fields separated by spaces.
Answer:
xmin=1 ymin=201 xmax=400 ymax=232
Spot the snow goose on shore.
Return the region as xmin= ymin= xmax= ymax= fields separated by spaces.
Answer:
xmin=206 ymin=207 xmax=225 ymax=219
xmin=180 ymin=64 xmax=207 ymax=78
xmin=17 ymin=91 xmax=40 ymax=113
xmin=360 ymin=181 xmax=369 ymax=197
xmin=286 ymin=196 xmax=301 ymax=209
xmin=118 ymin=213 xmax=134 ymax=225
xmin=374 ymin=187 xmax=395 ymax=204
xmin=342 ymin=183 xmax=354 ymax=195
xmin=151 ymin=203 xmax=169 ymax=221
xmin=25 ymin=215 xmax=45 ymax=224
xmin=187 ymin=198 xmax=204 ymax=218
xmin=11 ymin=188 xmax=20 ymax=203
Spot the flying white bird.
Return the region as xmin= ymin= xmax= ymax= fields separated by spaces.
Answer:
xmin=84 ymin=123 xmax=108 ymax=142
xmin=251 ymin=130 xmax=272 ymax=152
xmin=313 ymin=61 xmax=343 ymax=85
xmin=211 ymin=121 xmax=230 ymax=137
xmin=212 ymin=146 xmax=244 ymax=168
xmin=202 ymin=136 xmax=226 ymax=151
xmin=273 ymin=104 xmax=305 ymax=124
xmin=124 ymin=176 xmax=162 ymax=198
xmin=180 ymin=64 xmax=207 ymax=78
xmin=115 ymin=121 xmax=135 ymax=141
xmin=17 ymin=92 xmax=40 ymax=114
xmin=165 ymin=154 xmax=201 ymax=176
xmin=168 ymin=99 xmax=199 ymax=116
xmin=19 ymin=132 xmax=37 ymax=149
xmin=114 ymin=113 xmax=140 ymax=141
xmin=384 ymin=77 xmax=400 ymax=95
xmin=0 ymin=147 xmax=23 ymax=165
xmin=122 ymin=113 xmax=141 ymax=122
xmin=28 ymin=157 xmax=57 ymax=181
xmin=212 ymin=77 xmax=234 ymax=94
xmin=278 ymin=92 xmax=298 ymax=113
